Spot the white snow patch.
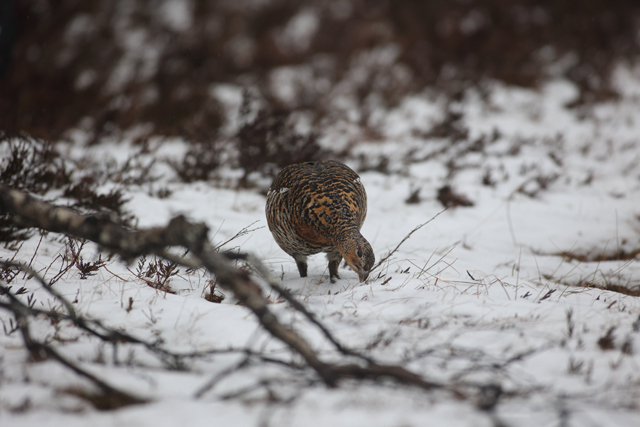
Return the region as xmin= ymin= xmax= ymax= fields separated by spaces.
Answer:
xmin=3 ymin=70 xmax=640 ymax=427
xmin=159 ymin=0 xmax=193 ymax=32
xmin=275 ymin=8 xmax=320 ymax=54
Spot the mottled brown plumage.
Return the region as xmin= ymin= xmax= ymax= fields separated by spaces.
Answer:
xmin=266 ymin=160 xmax=375 ymax=283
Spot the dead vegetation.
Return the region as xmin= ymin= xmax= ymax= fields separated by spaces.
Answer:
xmin=1 ymin=2 xmax=639 ymax=421
xmin=535 ymin=246 xmax=640 ymax=297
xmin=169 ymin=140 xmax=226 ymax=183
xmin=437 ymin=185 xmax=474 ymax=208
xmin=236 ymin=93 xmax=326 ymax=184
xmin=130 ymin=255 xmax=180 ymax=294
xmin=0 ymin=134 xmax=71 ymax=194
xmin=0 ymin=185 xmax=452 ymax=409
xmin=557 ymin=249 xmax=640 ymax=263
xmin=0 ymin=134 xmax=135 ymax=245
xmin=575 ymin=281 xmax=640 ymax=298
xmin=1 ymin=1 xmax=638 ymax=195
xmin=0 ymin=183 xmax=637 ymax=420
xmin=444 ymin=223 xmax=639 ymax=299
xmin=2 ymin=0 xmax=638 ymax=143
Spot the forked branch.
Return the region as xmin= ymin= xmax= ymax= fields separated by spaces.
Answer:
xmin=0 ymin=184 xmax=446 ymax=397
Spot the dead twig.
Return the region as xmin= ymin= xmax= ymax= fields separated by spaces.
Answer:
xmin=214 ymin=220 xmax=264 ymax=251
xmin=0 ymin=260 xmax=186 ymax=369
xmin=242 ymin=252 xmax=375 ymax=364
xmin=0 ymin=184 xmax=337 ymax=386
xmin=0 ymin=281 xmax=147 ymax=409
xmin=371 ymin=208 xmax=448 ymax=274
xmin=0 ymin=184 xmax=448 ymax=394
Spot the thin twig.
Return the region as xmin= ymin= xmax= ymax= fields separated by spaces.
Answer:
xmin=371 ymin=208 xmax=448 ymax=273
xmin=245 ymin=253 xmax=374 ymax=363
xmin=214 ymin=220 xmax=264 ymax=251
xmin=0 ymin=185 xmax=453 ymax=394
xmin=194 ymin=355 xmax=252 ymax=399
xmin=0 ymin=283 xmax=146 ymax=407
xmin=0 ymin=261 xmax=186 ymax=368
xmin=24 ymin=231 xmax=45 ymax=279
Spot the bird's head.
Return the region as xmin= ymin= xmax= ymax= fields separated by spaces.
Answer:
xmin=341 ymin=234 xmax=375 ymax=282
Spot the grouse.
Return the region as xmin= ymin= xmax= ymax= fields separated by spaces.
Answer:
xmin=266 ymin=160 xmax=375 ymax=283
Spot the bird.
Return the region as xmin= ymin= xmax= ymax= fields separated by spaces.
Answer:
xmin=266 ymin=160 xmax=375 ymax=283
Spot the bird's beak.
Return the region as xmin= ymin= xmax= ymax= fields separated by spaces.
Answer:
xmin=358 ymin=271 xmax=369 ymax=283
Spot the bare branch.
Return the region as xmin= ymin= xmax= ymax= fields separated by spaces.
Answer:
xmin=245 ymin=253 xmax=374 ymax=363
xmin=194 ymin=355 xmax=252 ymax=399
xmin=331 ymin=362 xmax=442 ymax=390
xmin=0 ymin=184 xmax=451 ymax=394
xmin=0 ymin=184 xmax=337 ymax=386
xmin=0 ymin=282 xmax=147 ymax=408
xmin=214 ymin=220 xmax=264 ymax=251
xmin=0 ymin=261 xmax=187 ymax=368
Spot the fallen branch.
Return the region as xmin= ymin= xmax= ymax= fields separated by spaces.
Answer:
xmin=1 ymin=184 xmax=448 ymax=397
xmin=0 ymin=184 xmax=337 ymax=385
xmin=242 ymin=252 xmax=374 ymax=363
xmin=0 ymin=280 xmax=147 ymax=409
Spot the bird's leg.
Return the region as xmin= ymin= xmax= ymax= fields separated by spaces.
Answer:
xmin=327 ymin=251 xmax=342 ymax=283
xmin=293 ymin=255 xmax=308 ymax=277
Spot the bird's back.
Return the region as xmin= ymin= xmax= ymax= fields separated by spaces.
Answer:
xmin=266 ymin=160 xmax=367 ymax=256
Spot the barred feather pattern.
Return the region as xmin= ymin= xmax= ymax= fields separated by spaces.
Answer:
xmin=266 ymin=160 xmax=375 ymax=283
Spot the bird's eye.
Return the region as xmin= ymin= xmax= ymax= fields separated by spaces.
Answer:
xmin=357 ymin=247 xmax=363 ymax=258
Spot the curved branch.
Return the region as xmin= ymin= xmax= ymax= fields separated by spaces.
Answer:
xmin=1 ymin=184 xmax=449 ymax=394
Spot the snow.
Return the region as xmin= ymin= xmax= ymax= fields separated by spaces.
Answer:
xmin=275 ymin=8 xmax=320 ymax=54
xmin=159 ymin=0 xmax=193 ymax=32
xmin=2 ymin=69 xmax=640 ymax=426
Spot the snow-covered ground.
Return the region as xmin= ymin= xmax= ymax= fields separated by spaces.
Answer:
xmin=2 ymin=68 xmax=640 ymax=426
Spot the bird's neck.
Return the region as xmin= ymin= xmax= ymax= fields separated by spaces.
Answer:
xmin=333 ymin=227 xmax=362 ymax=252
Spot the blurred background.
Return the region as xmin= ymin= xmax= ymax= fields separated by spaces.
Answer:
xmin=1 ymin=0 xmax=639 ymax=147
